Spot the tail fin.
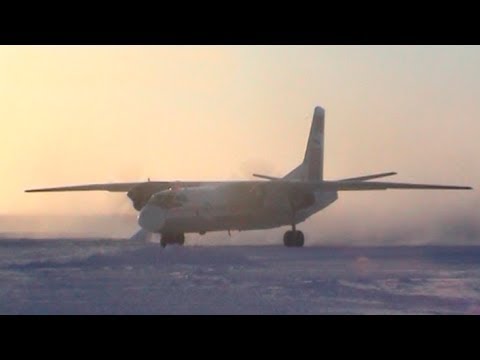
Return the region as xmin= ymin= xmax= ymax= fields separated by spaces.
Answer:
xmin=305 ymin=106 xmax=325 ymax=181
xmin=284 ymin=106 xmax=325 ymax=181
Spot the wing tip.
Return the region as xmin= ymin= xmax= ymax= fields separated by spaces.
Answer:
xmin=454 ymin=186 xmax=473 ymax=190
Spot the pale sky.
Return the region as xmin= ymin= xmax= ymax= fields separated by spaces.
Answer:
xmin=0 ymin=45 xmax=478 ymax=237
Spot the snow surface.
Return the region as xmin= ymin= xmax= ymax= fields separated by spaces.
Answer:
xmin=1 ymin=239 xmax=480 ymax=314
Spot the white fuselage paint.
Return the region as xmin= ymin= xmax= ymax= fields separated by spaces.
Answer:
xmin=137 ymin=184 xmax=338 ymax=234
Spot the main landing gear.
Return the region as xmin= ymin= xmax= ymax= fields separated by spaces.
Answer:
xmin=283 ymin=202 xmax=305 ymax=247
xmin=160 ymin=233 xmax=185 ymax=248
xmin=283 ymin=230 xmax=305 ymax=247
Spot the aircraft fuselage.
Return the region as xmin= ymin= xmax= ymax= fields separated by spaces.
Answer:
xmin=138 ymin=184 xmax=338 ymax=234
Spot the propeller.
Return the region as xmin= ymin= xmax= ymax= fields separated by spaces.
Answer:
xmin=129 ymin=181 xmax=184 ymax=242
xmin=105 ymin=168 xmax=156 ymax=242
xmin=129 ymin=228 xmax=152 ymax=242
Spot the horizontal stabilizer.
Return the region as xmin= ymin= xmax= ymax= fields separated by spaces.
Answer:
xmin=338 ymin=172 xmax=397 ymax=182
xmin=252 ymin=173 xmax=280 ymax=181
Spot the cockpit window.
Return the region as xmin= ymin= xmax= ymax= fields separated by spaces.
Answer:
xmin=150 ymin=191 xmax=188 ymax=209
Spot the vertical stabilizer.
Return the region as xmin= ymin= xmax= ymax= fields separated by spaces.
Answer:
xmin=284 ymin=106 xmax=325 ymax=181
xmin=305 ymin=106 xmax=325 ymax=181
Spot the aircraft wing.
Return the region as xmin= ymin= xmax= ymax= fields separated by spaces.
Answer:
xmin=295 ymin=180 xmax=473 ymax=191
xmin=25 ymin=182 xmax=171 ymax=193
xmin=25 ymin=179 xmax=472 ymax=194
xmin=24 ymin=181 xmax=249 ymax=193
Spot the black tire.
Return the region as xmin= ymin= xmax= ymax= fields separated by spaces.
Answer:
xmin=176 ymin=233 xmax=185 ymax=246
xmin=295 ymin=231 xmax=305 ymax=247
xmin=161 ymin=233 xmax=174 ymax=247
xmin=283 ymin=230 xmax=293 ymax=247
xmin=283 ymin=230 xmax=304 ymax=247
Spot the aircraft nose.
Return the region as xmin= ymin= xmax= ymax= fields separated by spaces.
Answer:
xmin=138 ymin=204 xmax=166 ymax=232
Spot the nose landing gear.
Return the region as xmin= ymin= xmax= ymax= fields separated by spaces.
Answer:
xmin=160 ymin=233 xmax=185 ymax=248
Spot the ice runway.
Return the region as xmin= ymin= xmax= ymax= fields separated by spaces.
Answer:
xmin=1 ymin=239 xmax=480 ymax=314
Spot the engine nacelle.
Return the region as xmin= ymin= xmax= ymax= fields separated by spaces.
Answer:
xmin=127 ymin=183 xmax=171 ymax=211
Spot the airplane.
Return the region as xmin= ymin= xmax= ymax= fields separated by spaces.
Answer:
xmin=25 ymin=106 xmax=472 ymax=248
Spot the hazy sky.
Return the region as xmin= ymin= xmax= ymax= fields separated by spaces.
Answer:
xmin=0 ymin=45 xmax=478 ymax=237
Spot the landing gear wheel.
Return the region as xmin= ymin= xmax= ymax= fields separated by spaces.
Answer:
xmin=295 ymin=231 xmax=304 ymax=247
xmin=283 ymin=230 xmax=304 ymax=247
xmin=160 ymin=233 xmax=185 ymax=247
xmin=283 ymin=230 xmax=293 ymax=247
xmin=176 ymin=233 xmax=185 ymax=246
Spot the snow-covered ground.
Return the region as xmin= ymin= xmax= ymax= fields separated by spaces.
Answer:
xmin=1 ymin=239 xmax=479 ymax=314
